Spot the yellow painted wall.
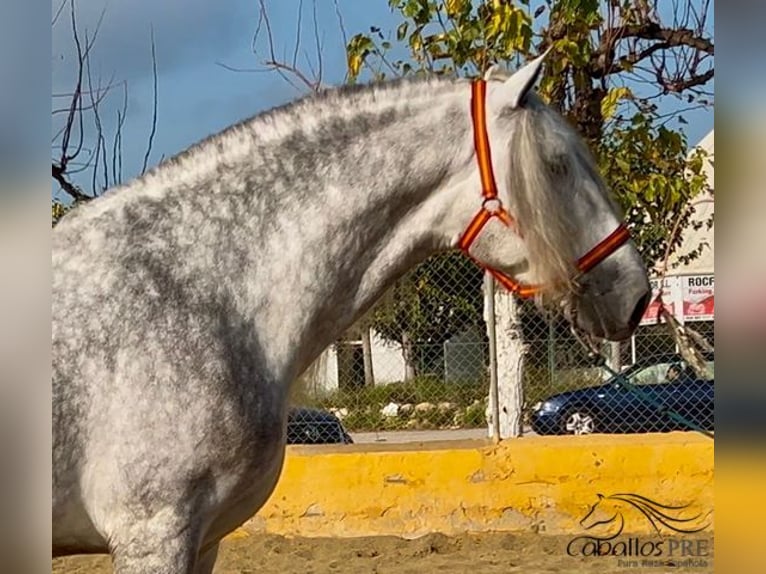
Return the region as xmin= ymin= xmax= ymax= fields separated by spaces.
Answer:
xmin=232 ymin=433 xmax=713 ymax=539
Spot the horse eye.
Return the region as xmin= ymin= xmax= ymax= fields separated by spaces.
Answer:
xmin=547 ymin=159 xmax=569 ymax=178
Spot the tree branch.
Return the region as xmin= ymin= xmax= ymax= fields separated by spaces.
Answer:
xmin=141 ymin=27 xmax=159 ymax=175
xmin=52 ymin=163 xmax=92 ymax=202
xmin=218 ymin=0 xmax=325 ymax=94
xmin=591 ymin=23 xmax=713 ymax=79
xmin=616 ymin=24 xmax=713 ymax=54
xmin=53 ymin=0 xmax=160 ymax=204
xmin=659 ymin=68 xmax=714 ymax=94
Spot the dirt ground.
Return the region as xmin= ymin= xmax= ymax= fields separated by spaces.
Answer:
xmin=53 ymin=531 xmax=714 ymax=573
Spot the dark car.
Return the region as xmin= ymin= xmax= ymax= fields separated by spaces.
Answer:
xmin=286 ymin=407 xmax=354 ymax=445
xmin=529 ymin=354 xmax=714 ymax=435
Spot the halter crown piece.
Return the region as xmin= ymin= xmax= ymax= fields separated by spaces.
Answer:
xmin=457 ymin=79 xmax=632 ymax=298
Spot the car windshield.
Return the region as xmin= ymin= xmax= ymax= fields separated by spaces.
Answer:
xmin=624 ymin=358 xmax=714 ymax=386
xmin=628 ymin=362 xmax=679 ymax=386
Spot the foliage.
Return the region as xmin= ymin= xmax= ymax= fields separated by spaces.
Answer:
xmin=51 ymin=201 xmax=72 ymax=228
xmin=600 ymin=115 xmax=712 ymax=266
xmin=293 ymin=366 xmax=603 ymax=432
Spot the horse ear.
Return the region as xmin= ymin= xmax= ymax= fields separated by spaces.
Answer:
xmin=596 ymin=493 xmax=605 ymax=500
xmin=484 ymin=64 xmax=502 ymax=81
xmin=497 ymin=48 xmax=551 ymax=108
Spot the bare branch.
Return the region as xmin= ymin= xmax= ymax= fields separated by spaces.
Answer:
xmin=52 ymin=0 xmax=68 ymax=27
xmin=659 ymin=68 xmax=714 ymax=94
xmin=332 ymin=0 xmax=348 ymax=49
xmin=222 ymin=0 xmax=325 ymax=94
xmin=56 ymin=0 xmax=87 ymax=198
xmin=141 ymin=27 xmax=159 ymax=175
xmin=292 ymin=0 xmax=304 ymax=71
xmin=262 ymin=59 xmax=318 ymax=91
xmin=52 ymin=78 xmax=121 ymax=115
xmin=312 ymin=0 xmax=323 ymax=87
xmin=52 ymin=0 xmax=160 ymax=204
xmin=53 ymin=0 xmax=114 ymax=199
xmin=52 ymin=163 xmax=91 ymax=202
xmin=112 ymin=82 xmax=128 ymax=186
xmin=592 ymin=24 xmax=713 ymax=79
xmin=83 ymin=29 xmax=108 ymax=195
xmin=52 ymin=81 xmax=122 ymax=98
xmin=214 ymin=62 xmax=266 ymax=73
xmin=330 ymin=0 xmax=351 ymax=80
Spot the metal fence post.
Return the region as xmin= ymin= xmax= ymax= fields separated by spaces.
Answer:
xmin=484 ymin=272 xmax=501 ymax=443
xmin=548 ymin=317 xmax=555 ymax=383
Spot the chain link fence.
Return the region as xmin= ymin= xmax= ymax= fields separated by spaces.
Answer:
xmin=287 ymin=252 xmax=715 ymax=444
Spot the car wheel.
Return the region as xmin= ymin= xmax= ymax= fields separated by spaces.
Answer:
xmin=561 ymin=407 xmax=597 ymax=435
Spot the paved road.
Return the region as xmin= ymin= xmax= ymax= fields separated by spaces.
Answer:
xmin=350 ymin=427 xmax=537 ymax=444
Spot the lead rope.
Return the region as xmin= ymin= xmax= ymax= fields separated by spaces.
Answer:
xmin=568 ymin=318 xmax=714 ymax=440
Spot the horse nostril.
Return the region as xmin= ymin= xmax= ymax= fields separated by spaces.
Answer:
xmin=629 ymin=290 xmax=651 ymax=329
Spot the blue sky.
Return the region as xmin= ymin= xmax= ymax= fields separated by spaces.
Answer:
xmin=52 ymin=0 xmax=714 ymax=198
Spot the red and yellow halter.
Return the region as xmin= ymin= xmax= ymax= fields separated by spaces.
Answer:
xmin=457 ymin=80 xmax=631 ymax=298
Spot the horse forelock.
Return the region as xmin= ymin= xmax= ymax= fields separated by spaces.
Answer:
xmin=504 ymin=94 xmax=612 ymax=302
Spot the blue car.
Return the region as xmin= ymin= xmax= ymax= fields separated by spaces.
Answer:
xmin=529 ymin=354 xmax=714 ymax=435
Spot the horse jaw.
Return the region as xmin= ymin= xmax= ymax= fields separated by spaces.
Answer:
xmin=572 ymin=245 xmax=652 ymax=341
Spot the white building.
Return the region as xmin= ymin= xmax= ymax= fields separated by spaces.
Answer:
xmin=302 ymin=326 xmax=485 ymax=393
xmin=668 ymin=129 xmax=714 ymax=275
xmin=301 ymin=331 xmax=406 ymax=394
xmin=640 ymin=129 xmax=715 ymax=327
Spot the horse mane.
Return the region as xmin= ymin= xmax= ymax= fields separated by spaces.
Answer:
xmin=146 ymin=73 xmax=463 ymax=179
xmin=107 ymin=69 xmax=613 ymax=307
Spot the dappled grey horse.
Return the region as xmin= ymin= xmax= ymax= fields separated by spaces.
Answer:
xmin=52 ymin=53 xmax=651 ymax=573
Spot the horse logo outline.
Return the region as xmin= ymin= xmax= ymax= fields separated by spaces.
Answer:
xmin=579 ymin=492 xmax=709 ymax=537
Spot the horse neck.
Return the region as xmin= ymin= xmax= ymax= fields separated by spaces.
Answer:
xmin=168 ymin=80 xmax=476 ymax=383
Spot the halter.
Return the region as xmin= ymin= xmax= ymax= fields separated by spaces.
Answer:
xmin=457 ymin=79 xmax=631 ymax=298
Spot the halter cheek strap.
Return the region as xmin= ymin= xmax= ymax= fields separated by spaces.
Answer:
xmin=457 ymin=79 xmax=631 ymax=298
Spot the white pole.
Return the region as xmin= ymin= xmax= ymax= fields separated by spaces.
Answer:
xmin=484 ymin=272 xmax=501 ymax=442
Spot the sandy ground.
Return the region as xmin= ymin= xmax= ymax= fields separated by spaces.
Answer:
xmin=53 ymin=531 xmax=713 ymax=573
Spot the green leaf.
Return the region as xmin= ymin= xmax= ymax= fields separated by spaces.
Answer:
xmin=615 ymin=156 xmax=630 ymax=173
xmin=600 ymin=87 xmax=632 ymax=120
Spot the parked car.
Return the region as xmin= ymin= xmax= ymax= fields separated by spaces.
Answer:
xmin=529 ymin=354 xmax=714 ymax=435
xmin=286 ymin=406 xmax=354 ymax=445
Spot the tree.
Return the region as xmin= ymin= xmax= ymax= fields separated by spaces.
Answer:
xmin=51 ymin=0 xmax=158 ymax=226
xmin=369 ymin=252 xmax=485 ymax=379
xmin=344 ymin=0 xmax=713 ymax=436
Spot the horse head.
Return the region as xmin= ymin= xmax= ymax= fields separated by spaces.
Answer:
xmin=452 ymin=52 xmax=651 ymax=342
xmin=579 ymin=493 xmax=625 ymax=535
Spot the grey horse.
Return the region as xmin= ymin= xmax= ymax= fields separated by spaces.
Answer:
xmin=52 ymin=54 xmax=650 ymax=573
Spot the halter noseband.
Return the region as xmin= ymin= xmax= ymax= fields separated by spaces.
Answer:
xmin=457 ymin=79 xmax=631 ymax=298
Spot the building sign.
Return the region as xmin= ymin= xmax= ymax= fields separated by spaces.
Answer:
xmin=639 ymin=274 xmax=713 ymax=325
xmin=640 ymin=276 xmax=681 ymax=326
xmin=681 ymin=274 xmax=714 ymax=322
